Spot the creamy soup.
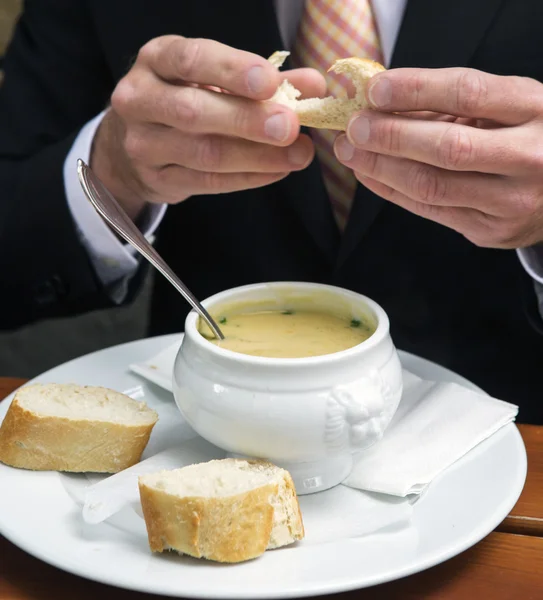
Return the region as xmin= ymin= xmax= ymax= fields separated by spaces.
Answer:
xmin=199 ymin=309 xmax=373 ymax=358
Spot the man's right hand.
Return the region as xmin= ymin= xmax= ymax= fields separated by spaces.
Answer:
xmin=90 ymin=36 xmax=325 ymax=221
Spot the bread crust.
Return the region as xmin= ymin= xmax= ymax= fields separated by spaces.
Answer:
xmin=267 ymin=464 xmax=305 ymax=549
xmin=0 ymin=394 xmax=157 ymax=473
xmin=139 ymin=480 xmax=276 ymax=563
xmin=138 ymin=458 xmax=305 ymax=563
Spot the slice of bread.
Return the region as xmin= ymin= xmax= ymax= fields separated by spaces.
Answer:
xmin=0 ymin=383 xmax=158 ymax=472
xmin=138 ymin=458 xmax=304 ymax=563
xmin=268 ymin=50 xmax=386 ymax=130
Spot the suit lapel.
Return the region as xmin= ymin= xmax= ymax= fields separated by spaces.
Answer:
xmin=278 ymin=151 xmax=341 ymax=265
xmin=335 ymin=185 xmax=384 ymax=267
xmin=336 ymin=0 xmax=506 ymax=268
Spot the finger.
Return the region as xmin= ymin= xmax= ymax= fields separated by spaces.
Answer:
xmin=343 ymin=110 xmax=531 ymax=175
xmin=125 ymin=127 xmax=315 ymax=173
xmin=138 ymin=35 xmax=281 ymax=100
xmin=355 ymin=174 xmax=490 ymax=240
xmin=144 ymin=166 xmax=289 ymax=202
xmin=400 ymin=111 xmax=492 ymax=128
xmin=366 ymin=67 xmax=543 ymax=125
xmin=200 ymin=68 xmax=328 ymax=102
xmin=335 ymin=137 xmax=513 ymax=215
xmin=112 ymin=72 xmax=300 ymax=146
xmin=400 ymin=110 xmax=458 ymax=122
xmin=280 ymin=68 xmax=327 ymax=100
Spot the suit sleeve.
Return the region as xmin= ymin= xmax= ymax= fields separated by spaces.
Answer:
xmin=517 ymin=246 xmax=543 ymax=331
xmin=0 ymin=0 xmax=144 ymax=330
xmin=63 ymin=110 xmax=166 ymax=304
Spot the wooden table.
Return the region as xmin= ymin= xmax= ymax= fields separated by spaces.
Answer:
xmin=1 ymin=377 xmax=542 ymax=599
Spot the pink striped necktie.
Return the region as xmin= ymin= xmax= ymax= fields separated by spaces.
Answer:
xmin=291 ymin=0 xmax=384 ymax=231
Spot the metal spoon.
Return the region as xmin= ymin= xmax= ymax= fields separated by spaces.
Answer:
xmin=76 ymin=159 xmax=225 ymax=340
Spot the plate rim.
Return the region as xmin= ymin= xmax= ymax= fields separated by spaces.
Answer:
xmin=0 ymin=335 xmax=528 ymax=598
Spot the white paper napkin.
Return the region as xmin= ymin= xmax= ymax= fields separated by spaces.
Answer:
xmin=129 ymin=339 xmax=518 ymax=498
xmin=343 ymin=370 xmax=517 ymax=495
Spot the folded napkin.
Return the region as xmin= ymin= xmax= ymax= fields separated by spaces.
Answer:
xmin=343 ymin=370 xmax=517 ymax=495
xmin=129 ymin=339 xmax=518 ymax=497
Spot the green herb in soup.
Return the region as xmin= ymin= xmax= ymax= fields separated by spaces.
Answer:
xmin=200 ymin=309 xmax=373 ymax=358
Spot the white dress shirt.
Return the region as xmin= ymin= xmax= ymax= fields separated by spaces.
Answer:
xmin=63 ymin=0 xmax=543 ymax=308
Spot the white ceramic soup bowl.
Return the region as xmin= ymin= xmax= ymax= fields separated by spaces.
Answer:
xmin=172 ymin=282 xmax=403 ymax=494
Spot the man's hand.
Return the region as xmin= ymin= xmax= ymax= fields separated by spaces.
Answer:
xmin=334 ymin=67 xmax=543 ymax=248
xmin=91 ymin=36 xmax=325 ymax=221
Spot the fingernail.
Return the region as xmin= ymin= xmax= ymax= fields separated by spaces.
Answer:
xmin=265 ymin=113 xmax=290 ymax=142
xmin=334 ymin=135 xmax=354 ymax=162
xmin=349 ymin=116 xmax=370 ymax=145
xmin=287 ymin=142 xmax=311 ymax=166
xmin=248 ymin=65 xmax=267 ymax=95
xmin=368 ymin=77 xmax=392 ymax=107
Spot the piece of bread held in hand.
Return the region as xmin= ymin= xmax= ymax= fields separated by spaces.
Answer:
xmin=139 ymin=458 xmax=304 ymax=563
xmin=0 ymin=383 xmax=158 ymax=472
xmin=268 ymin=50 xmax=385 ymax=131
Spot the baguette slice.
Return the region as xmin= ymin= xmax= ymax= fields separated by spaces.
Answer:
xmin=268 ymin=50 xmax=386 ymax=130
xmin=0 ymin=383 xmax=158 ymax=472
xmin=139 ymin=458 xmax=304 ymax=563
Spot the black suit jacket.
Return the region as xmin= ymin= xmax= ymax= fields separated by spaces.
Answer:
xmin=1 ymin=0 xmax=542 ymax=423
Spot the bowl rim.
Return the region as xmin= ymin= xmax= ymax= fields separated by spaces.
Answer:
xmin=182 ymin=281 xmax=391 ymax=367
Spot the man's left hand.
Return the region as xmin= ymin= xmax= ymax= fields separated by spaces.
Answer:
xmin=334 ymin=67 xmax=543 ymax=248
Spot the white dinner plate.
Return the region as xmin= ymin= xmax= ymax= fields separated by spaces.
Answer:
xmin=0 ymin=334 xmax=527 ymax=599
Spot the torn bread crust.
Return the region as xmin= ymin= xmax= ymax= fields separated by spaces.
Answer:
xmin=268 ymin=50 xmax=386 ymax=131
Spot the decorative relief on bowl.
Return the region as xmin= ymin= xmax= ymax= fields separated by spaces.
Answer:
xmin=324 ymin=368 xmax=398 ymax=454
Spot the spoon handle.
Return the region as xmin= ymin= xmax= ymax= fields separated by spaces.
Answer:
xmin=76 ymin=159 xmax=224 ymax=340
